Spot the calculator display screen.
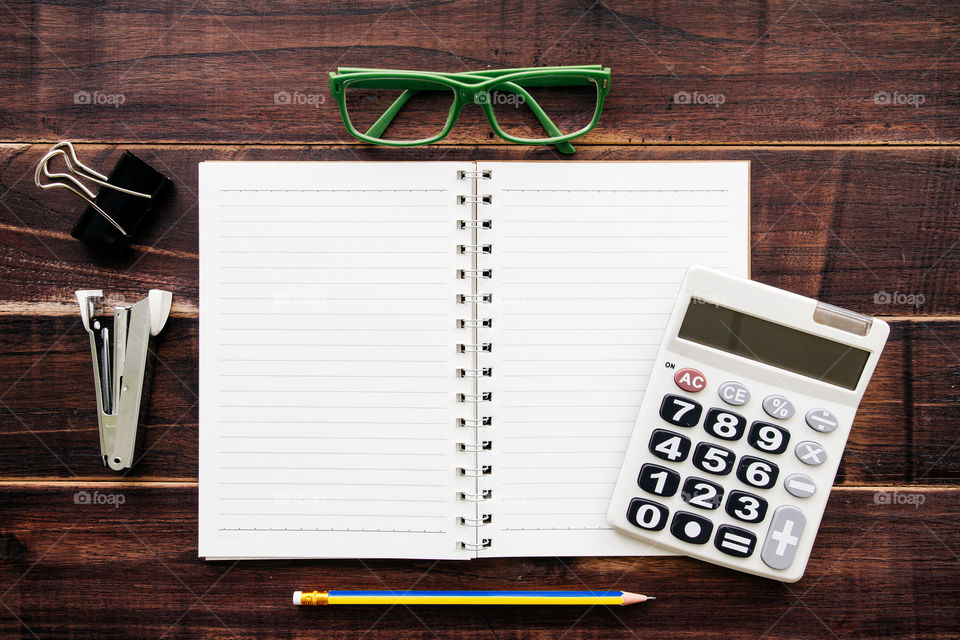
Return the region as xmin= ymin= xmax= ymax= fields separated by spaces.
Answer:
xmin=677 ymin=299 xmax=870 ymax=390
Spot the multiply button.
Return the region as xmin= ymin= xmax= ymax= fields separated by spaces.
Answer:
xmin=805 ymin=408 xmax=838 ymax=433
xmin=718 ymin=381 xmax=750 ymax=406
xmin=674 ymin=368 xmax=706 ymax=393
xmin=795 ymin=441 xmax=827 ymax=466
xmin=761 ymin=505 xmax=806 ymax=570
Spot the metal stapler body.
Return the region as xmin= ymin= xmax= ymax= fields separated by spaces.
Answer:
xmin=76 ymin=289 xmax=172 ymax=471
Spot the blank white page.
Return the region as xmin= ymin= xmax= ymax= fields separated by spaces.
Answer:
xmin=198 ymin=162 xmax=473 ymax=559
xmin=478 ymin=161 xmax=750 ymax=557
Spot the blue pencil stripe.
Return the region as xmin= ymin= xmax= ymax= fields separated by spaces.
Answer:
xmin=330 ymin=591 xmax=623 ymax=597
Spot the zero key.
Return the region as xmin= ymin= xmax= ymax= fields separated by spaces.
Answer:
xmin=674 ymin=368 xmax=707 ymax=393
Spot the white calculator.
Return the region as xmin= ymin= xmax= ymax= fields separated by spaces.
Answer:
xmin=607 ymin=265 xmax=889 ymax=582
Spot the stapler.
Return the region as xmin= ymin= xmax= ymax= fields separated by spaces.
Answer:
xmin=76 ymin=289 xmax=173 ymax=471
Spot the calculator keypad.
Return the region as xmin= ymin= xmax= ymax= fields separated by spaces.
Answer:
xmin=616 ymin=361 xmax=852 ymax=580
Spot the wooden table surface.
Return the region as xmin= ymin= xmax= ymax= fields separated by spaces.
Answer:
xmin=2 ymin=1 xmax=959 ymax=638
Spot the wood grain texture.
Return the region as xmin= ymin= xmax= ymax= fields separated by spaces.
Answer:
xmin=1 ymin=1 xmax=959 ymax=144
xmin=2 ymin=1 xmax=960 ymax=636
xmin=0 ymin=484 xmax=957 ymax=640
xmin=3 ymin=143 xmax=960 ymax=315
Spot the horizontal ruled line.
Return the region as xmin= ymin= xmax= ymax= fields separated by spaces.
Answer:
xmin=220 ymin=188 xmax=447 ymax=193
xmin=221 ymin=374 xmax=446 ymax=380
xmin=219 ymin=234 xmax=448 ymax=238
xmin=501 ymin=374 xmax=647 ymax=378
xmin=219 ymin=405 xmax=446 ymax=409
xmin=218 ymin=513 xmax=446 ymax=518
xmin=220 ymin=203 xmax=446 ymax=208
xmin=218 ymin=528 xmax=445 ymax=534
xmin=501 ymin=435 xmax=630 ymax=439
xmin=218 ymin=481 xmax=444 ymax=487
xmin=219 ymin=343 xmax=447 ymax=347
xmin=220 ymin=250 xmax=447 ymax=254
xmin=219 ymin=358 xmax=446 ymax=363
xmin=221 ymin=312 xmax=446 ymax=317
xmin=501 ymin=204 xmax=727 ymax=209
xmin=501 ymin=250 xmax=726 ymax=254
xmin=220 ymin=328 xmax=447 ymax=332
xmin=501 ymin=312 xmax=667 ymax=317
xmin=221 ymin=420 xmax=447 ymax=425
xmin=218 ymin=297 xmax=447 ymax=302
xmin=217 ymin=436 xmax=445 ymax=440
xmin=219 ymin=496 xmax=446 ymax=503
xmin=500 ymin=189 xmax=728 ymax=193
xmin=501 ymin=232 xmax=722 ymax=238
xmin=218 ymin=466 xmax=444 ymax=472
xmin=501 ymin=481 xmax=617 ymax=485
xmin=219 ymin=282 xmax=448 ymax=286
xmin=221 ymin=266 xmax=447 ymax=270
xmin=500 ymin=404 xmax=641 ymax=408
xmin=499 ymin=358 xmax=655 ymax=362
xmin=219 ymin=452 xmax=447 ymax=456
xmin=500 ymin=451 xmax=628 ymax=455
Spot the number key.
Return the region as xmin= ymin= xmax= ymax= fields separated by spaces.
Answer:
xmin=626 ymin=497 xmax=669 ymax=531
xmin=736 ymin=456 xmax=779 ymax=489
xmin=703 ymin=408 xmax=746 ymax=440
xmin=649 ymin=429 xmax=692 ymax=463
xmin=659 ymin=395 xmax=702 ymax=427
xmin=725 ymin=490 xmax=768 ymax=523
xmin=747 ymin=421 xmax=790 ymax=454
xmin=637 ymin=463 xmax=681 ymax=497
xmin=692 ymin=442 xmax=735 ymax=475
xmin=681 ymin=476 xmax=724 ymax=510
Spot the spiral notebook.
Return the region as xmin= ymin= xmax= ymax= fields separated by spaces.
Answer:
xmin=198 ymin=160 xmax=750 ymax=560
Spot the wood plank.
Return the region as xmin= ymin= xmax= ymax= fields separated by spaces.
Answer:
xmin=0 ymin=484 xmax=956 ymax=639
xmin=3 ymin=143 xmax=959 ymax=315
xmin=0 ymin=316 xmax=955 ymax=484
xmin=1 ymin=1 xmax=958 ymax=144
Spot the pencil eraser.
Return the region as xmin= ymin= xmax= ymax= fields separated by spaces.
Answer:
xmin=293 ymin=591 xmax=302 ymax=605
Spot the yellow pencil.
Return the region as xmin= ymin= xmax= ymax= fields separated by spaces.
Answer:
xmin=293 ymin=590 xmax=654 ymax=606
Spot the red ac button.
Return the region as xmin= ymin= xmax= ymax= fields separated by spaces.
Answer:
xmin=674 ymin=368 xmax=707 ymax=393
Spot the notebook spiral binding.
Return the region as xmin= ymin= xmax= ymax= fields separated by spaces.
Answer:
xmin=455 ymin=168 xmax=494 ymax=552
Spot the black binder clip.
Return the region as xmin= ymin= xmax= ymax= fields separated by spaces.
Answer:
xmin=34 ymin=141 xmax=172 ymax=253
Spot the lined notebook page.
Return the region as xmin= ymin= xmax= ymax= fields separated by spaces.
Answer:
xmin=479 ymin=161 xmax=750 ymax=557
xmin=198 ymin=162 xmax=472 ymax=559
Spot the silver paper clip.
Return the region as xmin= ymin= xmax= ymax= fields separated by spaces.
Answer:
xmin=76 ymin=289 xmax=173 ymax=471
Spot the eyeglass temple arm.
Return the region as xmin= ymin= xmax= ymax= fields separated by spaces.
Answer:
xmin=365 ymin=85 xmax=575 ymax=154
xmin=496 ymin=81 xmax=576 ymax=154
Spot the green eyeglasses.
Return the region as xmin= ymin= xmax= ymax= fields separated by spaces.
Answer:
xmin=328 ymin=65 xmax=611 ymax=154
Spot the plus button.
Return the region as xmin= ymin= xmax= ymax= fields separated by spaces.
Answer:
xmin=771 ymin=519 xmax=799 ymax=556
